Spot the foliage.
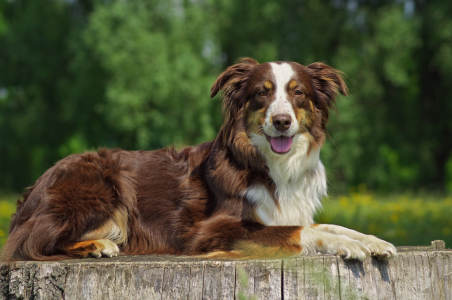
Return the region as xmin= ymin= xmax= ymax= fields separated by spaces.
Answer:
xmin=0 ymin=0 xmax=222 ymax=191
xmin=0 ymin=0 xmax=452 ymax=194
xmin=316 ymin=185 xmax=452 ymax=247
xmin=0 ymin=194 xmax=17 ymax=248
xmin=80 ymin=0 xmax=220 ymax=149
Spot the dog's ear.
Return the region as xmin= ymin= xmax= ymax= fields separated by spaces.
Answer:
xmin=210 ymin=57 xmax=259 ymax=99
xmin=307 ymin=62 xmax=348 ymax=124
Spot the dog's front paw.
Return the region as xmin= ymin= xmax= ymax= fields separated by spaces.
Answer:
xmin=360 ymin=235 xmax=397 ymax=259
xmin=320 ymin=235 xmax=371 ymax=261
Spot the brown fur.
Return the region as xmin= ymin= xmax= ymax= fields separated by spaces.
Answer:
xmin=1 ymin=58 xmax=346 ymax=261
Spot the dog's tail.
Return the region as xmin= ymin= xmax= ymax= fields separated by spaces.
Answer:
xmin=1 ymin=218 xmax=72 ymax=261
xmin=0 ymin=185 xmax=73 ymax=261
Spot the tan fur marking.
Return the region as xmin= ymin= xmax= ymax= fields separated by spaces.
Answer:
xmin=80 ymin=207 xmax=128 ymax=244
xmin=311 ymin=224 xmax=329 ymax=231
xmin=264 ymin=80 xmax=273 ymax=90
xmin=288 ymin=79 xmax=298 ymax=89
xmin=234 ymin=241 xmax=302 ymax=258
xmin=201 ymin=250 xmax=246 ymax=259
xmin=65 ymin=239 xmax=119 ymax=258
xmin=66 ymin=240 xmax=98 ymax=251
xmin=201 ymin=228 xmax=305 ymax=260
xmin=246 ymin=107 xmax=267 ymax=135
xmin=316 ymin=239 xmax=323 ymax=247
xmin=65 ymin=240 xmax=102 ymax=258
xmin=234 ymin=131 xmax=252 ymax=148
xmin=294 ymin=107 xmax=309 ymax=129
xmin=289 ymin=228 xmax=302 ymax=244
xmin=308 ymin=101 xmax=316 ymax=129
xmin=202 ymin=241 xmax=301 ymax=259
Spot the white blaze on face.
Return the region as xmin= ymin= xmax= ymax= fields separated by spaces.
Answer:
xmin=263 ymin=63 xmax=299 ymax=137
xmin=257 ymin=63 xmax=300 ymax=154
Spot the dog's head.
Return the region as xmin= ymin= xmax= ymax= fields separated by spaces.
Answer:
xmin=211 ymin=58 xmax=347 ymax=162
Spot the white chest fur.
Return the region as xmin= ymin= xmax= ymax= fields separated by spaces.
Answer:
xmin=246 ymin=134 xmax=327 ymax=226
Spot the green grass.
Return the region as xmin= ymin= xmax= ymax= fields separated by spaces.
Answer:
xmin=0 ymin=187 xmax=451 ymax=249
xmin=0 ymin=193 xmax=19 ymax=248
xmin=316 ymin=185 xmax=452 ymax=247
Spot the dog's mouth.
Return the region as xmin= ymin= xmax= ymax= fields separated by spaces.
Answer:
xmin=265 ymin=135 xmax=294 ymax=154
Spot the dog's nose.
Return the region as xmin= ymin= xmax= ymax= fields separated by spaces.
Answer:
xmin=272 ymin=114 xmax=292 ymax=132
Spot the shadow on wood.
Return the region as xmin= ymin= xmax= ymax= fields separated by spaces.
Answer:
xmin=0 ymin=240 xmax=450 ymax=300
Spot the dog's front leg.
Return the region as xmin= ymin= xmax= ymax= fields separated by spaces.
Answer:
xmin=310 ymin=224 xmax=397 ymax=259
xmin=186 ymin=215 xmax=373 ymax=260
xmin=298 ymin=227 xmax=371 ymax=260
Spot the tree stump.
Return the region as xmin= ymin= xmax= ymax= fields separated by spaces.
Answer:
xmin=1 ymin=240 xmax=450 ymax=300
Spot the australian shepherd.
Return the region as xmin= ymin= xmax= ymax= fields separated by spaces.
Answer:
xmin=1 ymin=58 xmax=397 ymax=261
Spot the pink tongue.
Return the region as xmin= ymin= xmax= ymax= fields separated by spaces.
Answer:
xmin=270 ymin=136 xmax=293 ymax=153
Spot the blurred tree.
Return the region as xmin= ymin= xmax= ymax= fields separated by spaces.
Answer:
xmin=78 ymin=0 xmax=220 ymax=150
xmin=212 ymin=0 xmax=349 ymax=64
xmin=323 ymin=2 xmax=424 ymax=192
xmin=0 ymin=0 xmax=74 ymax=189
xmin=0 ymin=0 xmax=221 ymax=191
xmin=325 ymin=0 xmax=452 ymax=192
xmin=416 ymin=0 xmax=452 ymax=191
xmin=0 ymin=0 xmax=451 ymax=193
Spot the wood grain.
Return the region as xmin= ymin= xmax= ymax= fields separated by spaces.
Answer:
xmin=0 ymin=247 xmax=451 ymax=300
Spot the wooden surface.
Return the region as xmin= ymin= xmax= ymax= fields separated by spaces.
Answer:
xmin=0 ymin=241 xmax=450 ymax=300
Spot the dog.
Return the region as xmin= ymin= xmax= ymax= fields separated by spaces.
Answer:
xmin=1 ymin=58 xmax=397 ymax=261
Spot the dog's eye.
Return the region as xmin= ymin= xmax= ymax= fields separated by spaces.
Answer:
xmin=258 ymin=90 xmax=267 ymax=96
xmin=294 ymin=90 xmax=303 ymax=96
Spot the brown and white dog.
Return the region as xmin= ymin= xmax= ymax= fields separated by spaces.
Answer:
xmin=1 ymin=58 xmax=397 ymax=261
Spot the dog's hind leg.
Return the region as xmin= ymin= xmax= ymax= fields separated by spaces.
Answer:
xmin=65 ymin=239 xmax=119 ymax=258
xmin=64 ymin=207 xmax=128 ymax=258
xmin=1 ymin=149 xmax=136 ymax=261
